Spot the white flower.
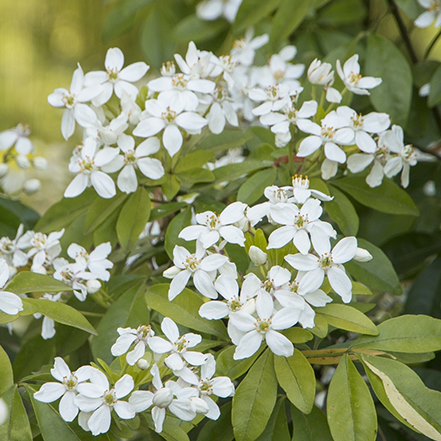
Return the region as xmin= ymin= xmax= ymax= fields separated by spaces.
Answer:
xmin=67 ymin=242 xmax=113 ymax=281
xmin=415 ymin=0 xmax=441 ymax=28
xmin=285 ymin=235 xmax=357 ymax=303
xmin=382 ymin=125 xmax=417 ymax=188
xmin=179 ymin=202 xmax=247 ymax=248
xmin=207 ymin=85 xmax=239 ymax=134
xmin=133 ymin=94 xmax=207 ymax=157
xmin=307 ymin=59 xmax=334 ymax=86
xmin=48 ymin=65 xmax=101 ymax=139
xmin=297 ymin=111 xmax=354 ymax=164
xmin=248 ymin=246 xmax=267 ymax=265
xmin=0 ymin=224 xmax=29 ymax=270
xmin=129 ymin=364 xmax=206 ymax=433
xmin=197 ymin=354 xmax=235 ymax=420
xmin=335 ymin=106 xmax=390 ymax=153
xmin=34 ymin=358 xmax=98 ymax=422
xmin=0 ymin=259 xmax=23 ymax=315
xmin=249 ymin=84 xmax=294 ymax=117
xmin=230 ymin=292 xmax=301 ymax=359
xmin=75 ymin=373 xmax=135 ymax=436
xmin=65 ymin=138 xmax=118 ymax=199
xmin=111 ymin=324 xmax=154 ymax=365
xmin=291 ymin=175 xmax=332 ymax=204
xmin=106 ymin=136 xmax=165 ymax=193
xmin=268 ymin=199 xmax=336 ymax=254
xmin=35 ymin=293 xmax=62 ymax=340
xmin=336 ymin=55 xmax=382 ymax=96
xmin=197 ymin=0 xmax=243 ymax=23
xmin=85 ymin=47 xmax=149 ymax=105
xmin=163 ymin=245 xmax=228 ymax=300
xmin=231 ymin=30 xmax=269 ymax=67
xmin=347 ymin=152 xmax=385 ymax=188
xmin=148 ymin=318 xmax=207 ymax=382
xmin=0 ymin=124 xmax=34 ymax=155
xmin=199 ymin=273 xmax=256 ymax=320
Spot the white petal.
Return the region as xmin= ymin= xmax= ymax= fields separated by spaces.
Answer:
xmin=117 ymin=165 xmax=137 ymax=193
xmin=137 ymin=158 xmax=164 ymax=180
xmin=88 ymin=405 xmax=112 ymax=436
xmin=59 ymin=391 xmax=78 ymax=422
xmin=285 ymin=254 xmax=318 ymax=271
xmin=162 ymin=317 xmax=180 ymax=342
xmin=105 ymin=47 xmax=124 ymax=71
xmin=163 ymin=124 xmax=183 ymax=157
xmin=265 ymin=331 xmax=294 ymax=357
xmin=34 ymin=383 xmax=65 ymax=403
xmin=114 ymin=401 xmax=135 ymax=419
xmin=297 ymin=136 xmax=322 ymax=157
xmin=327 ymin=267 xmax=352 ymax=303
xmin=194 ymin=270 xmax=217 ymax=298
xmin=268 ymin=226 xmax=296 ymax=249
xmin=119 ymin=62 xmax=149 ymax=82
xmin=91 ymin=171 xmax=116 ymax=199
xmin=199 ymin=301 xmax=229 ymax=320
xmin=332 ymin=237 xmax=357 ymax=264
xmin=233 ymin=331 xmax=262 ymax=360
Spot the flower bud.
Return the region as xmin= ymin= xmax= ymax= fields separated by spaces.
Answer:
xmin=152 ymin=387 xmax=173 ymax=408
xmin=16 ymin=155 xmax=30 ymax=169
xmin=136 ymin=359 xmax=149 ymax=370
xmin=34 ymin=156 xmax=48 ymax=170
xmin=307 ymin=59 xmax=334 ymax=86
xmin=249 ymin=246 xmax=267 ymax=265
xmin=24 ymin=179 xmax=41 ymax=194
xmin=86 ymin=279 xmax=101 ymax=294
xmin=191 ymin=397 xmax=209 ymax=414
xmin=354 ymin=247 xmax=373 ymax=262
xmin=0 ymin=163 xmax=9 ymax=178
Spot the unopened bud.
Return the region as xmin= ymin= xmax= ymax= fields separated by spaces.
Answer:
xmin=152 ymin=387 xmax=173 ymax=408
xmin=249 ymin=246 xmax=267 ymax=265
xmin=307 ymin=59 xmax=334 ymax=86
xmin=24 ymin=179 xmax=41 ymax=194
xmin=86 ymin=279 xmax=101 ymax=294
xmin=354 ymin=247 xmax=373 ymax=262
xmin=16 ymin=155 xmax=30 ymax=169
xmin=136 ymin=359 xmax=149 ymax=370
xmin=34 ymin=156 xmax=48 ymax=170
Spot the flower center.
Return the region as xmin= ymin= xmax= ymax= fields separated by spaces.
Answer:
xmin=349 ymin=72 xmax=363 ymax=85
xmin=233 ymin=39 xmax=246 ymax=50
xmin=108 ymin=69 xmax=119 ymax=82
xmin=228 ymin=298 xmax=242 ymax=312
xmin=137 ymin=324 xmax=153 ymax=340
xmin=32 ymin=233 xmax=47 ymax=249
xmin=0 ymin=238 xmax=14 ymax=254
xmin=172 ymin=74 xmax=188 ymax=89
xmin=320 ymin=253 xmax=334 ymax=269
xmin=207 ymin=215 xmax=219 ymax=230
xmin=352 ymin=114 xmax=364 ymax=129
xmin=295 ymin=214 xmax=308 ymax=229
xmin=403 ymin=144 xmax=416 ymax=160
xmin=63 ymin=94 xmax=75 ymax=108
xmin=124 ymin=150 xmax=137 ymax=165
xmin=274 ymin=70 xmax=285 ymax=82
xmin=104 ymin=390 xmax=117 ymax=406
xmin=266 ymin=85 xmax=279 ymax=100
xmin=256 ymin=319 xmax=271 ymax=334
xmin=322 ymin=126 xmax=335 ymax=141
xmin=199 ymin=379 xmax=213 ymax=395
xmin=184 ymin=255 xmax=200 ymax=272
xmin=175 ymin=336 xmax=188 ymax=352
xmin=161 ymin=61 xmax=176 ymax=76
xmin=63 ymin=375 xmax=78 ymax=391
xmin=292 ymin=174 xmax=309 ymax=190
xmin=162 ymin=108 xmax=177 ymax=124
xmin=263 ymin=279 xmax=274 ymax=293
xmin=290 ymin=281 xmax=299 ymax=294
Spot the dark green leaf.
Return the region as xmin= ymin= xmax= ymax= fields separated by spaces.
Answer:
xmin=291 ymin=405 xmax=332 ymax=441
xmin=237 ymin=168 xmax=276 ymax=205
xmin=6 ymin=272 xmax=71 ymax=294
xmin=234 ymin=0 xmax=281 ymax=33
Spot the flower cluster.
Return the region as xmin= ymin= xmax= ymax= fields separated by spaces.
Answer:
xmin=0 ymin=124 xmax=47 ymax=195
xmin=164 ymin=176 xmax=372 ymax=360
xmin=34 ymin=317 xmax=235 ymax=435
xmin=50 ymin=40 xmax=420 ymax=200
xmin=0 ymin=225 xmax=112 ymax=339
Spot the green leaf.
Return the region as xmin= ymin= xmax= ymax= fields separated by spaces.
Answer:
xmin=175 ymin=150 xmax=215 ymax=174
xmin=0 ymin=346 xmax=13 ymax=395
xmin=332 ymin=176 xmax=419 ymax=216
xmin=346 ymin=239 xmax=402 ymax=295
xmin=317 ymin=304 xmax=378 ymax=336
xmin=214 ymin=160 xmax=273 ymax=182
xmin=291 ymin=405 xmax=333 ymax=441
xmin=0 ymin=197 xmax=39 ymax=236
xmin=164 ymin=207 xmax=192 ymax=259
xmin=232 ymin=350 xmax=278 ymax=441
xmin=270 ymin=0 xmax=310 ymax=46
xmin=91 ymin=279 xmax=146 ymax=363
xmin=234 ymin=0 xmax=281 ymax=33
xmin=256 ymin=398 xmax=290 ymax=441
xmin=85 ymin=193 xmax=127 ymax=234
xmin=326 ymin=185 xmax=359 ymax=235
xmin=197 ymin=129 xmax=253 ymax=153
xmin=150 ymin=202 xmax=187 ymax=221
xmin=366 ymin=34 xmax=413 ymax=126
xmin=146 ymin=284 xmax=227 ymax=339
xmin=26 ymin=385 xmax=84 ymax=441
xmin=216 ymin=345 xmax=263 ymax=380
xmin=282 ymin=327 xmax=314 ymax=344
xmin=238 ymin=168 xmax=276 ymax=205
xmin=274 ymin=351 xmax=316 ymax=413
xmin=351 ymin=315 xmax=441 ymax=353
xmin=0 ymin=386 xmax=32 ymax=441
xmin=22 ymin=298 xmax=96 ymax=335
xmin=362 ymin=355 xmax=441 ymax=439
xmin=174 ymin=14 xmax=227 ymax=43
xmin=6 ymin=272 xmax=72 ymax=294
xmin=116 ymin=188 xmax=151 ymax=251
xmin=327 ymin=355 xmax=378 ymax=441
xmin=197 ymin=402 xmax=234 ymax=441
xmin=429 ymin=64 xmax=441 ymax=107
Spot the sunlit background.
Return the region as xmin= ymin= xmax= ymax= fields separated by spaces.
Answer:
xmin=0 ymin=0 xmax=440 ymax=211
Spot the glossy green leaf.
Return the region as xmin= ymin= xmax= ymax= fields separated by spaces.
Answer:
xmin=164 ymin=207 xmax=192 ymax=259
xmin=214 ymin=160 xmax=273 ymax=182
xmin=0 ymin=386 xmax=32 ymax=441
xmin=317 ymin=304 xmax=378 ymax=336
xmin=429 ymin=64 xmax=441 ymax=107
xmin=0 ymin=345 xmax=13 ymax=395
xmin=6 ymin=271 xmax=71 ymax=294
xmin=291 ymin=405 xmax=333 ymax=441
xmin=174 ymin=14 xmax=227 ymax=43
xmin=351 ymin=315 xmax=441 ymax=353
xmin=332 ymin=176 xmax=419 ymax=216
xmin=327 ymin=355 xmax=378 ymax=441
xmin=274 ymin=351 xmax=316 ymax=413
xmin=366 ymin=34 xmax=413 ymax=126
xmin=216 ymin=345 xmax=263 ymax=380
xmin=197 ymin=402 xmax=234 ymax=441
xmin=234 ymin=0 xmax=281 ymax=32
xmin=238 ymin=168 xmax=276 ymax=205
xmin=326 ymin=185 xmax=359 ymax=235
xmin=22 ymin=298 xmax=96 ymax=335
xmin=116 ymin=188 xmax=151 ymax=251
xmin=145 ymin=284 xmax=227 ymax=339
xmin=256 ymin=398 xmax=290 ymax=441
xmin=232 ymin=350 xmax=278 ymax=441
xmin=346 ymin=239 xmax=402 ymax=295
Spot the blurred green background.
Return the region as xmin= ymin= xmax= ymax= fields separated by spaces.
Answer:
xmin=0 ymin=0 xmax=440 ymax=210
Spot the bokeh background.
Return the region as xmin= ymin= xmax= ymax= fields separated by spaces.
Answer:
xmin=0 ymin=0 xmax=440 ymax=210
